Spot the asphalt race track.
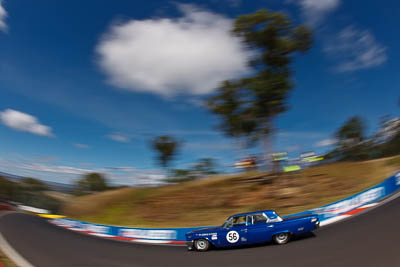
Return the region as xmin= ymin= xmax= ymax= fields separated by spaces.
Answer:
xmin=1 ymin=197 xmax=400 ymax=267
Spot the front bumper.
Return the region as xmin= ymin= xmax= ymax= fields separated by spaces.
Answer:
xmin=186 ymin=240 xmax=194 ymax=250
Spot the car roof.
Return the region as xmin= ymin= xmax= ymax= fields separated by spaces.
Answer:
xmin=230 ymin=210 xmax=275 ymax=218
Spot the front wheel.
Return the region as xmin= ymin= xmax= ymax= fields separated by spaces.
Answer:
xmin=273 ymin=232 xmax=291 ymax=245
xmin=194 ymin=239 xmax=210 ymax=251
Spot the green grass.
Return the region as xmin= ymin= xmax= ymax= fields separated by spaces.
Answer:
xmin=0 ymin=249 xmax=18 ymax=267
xmin=62 ymin=157 xmax=400 ymax=227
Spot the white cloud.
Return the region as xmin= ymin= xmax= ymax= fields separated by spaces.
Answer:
xmin=314 ymin=138 xmax=336 ymax=147
xmin=21 ymin=163 xmax=91 ymax=175
xmin=96 ymin=4 xmax=250 ymax=97
xmin=325 ymin=26 xmax=387 ymax=72
xmin=0 ymin=109 xmax=54 ymax=137
xmin=0 ymin=157 xmax=166 ymax=186
xmin=0 ymin=0 xmax=7 ymax=32
xmin=0 ymin=158 xmax=91 ymax=175
xmin=35 ymin=156 xmax=59 ymax=163
xmin=107 ymin=133 xmax=130 ymax=143
xmin=74 ymin=143 xmax=89 ymax=149
xmin=291 ymin=0 xmax=340 ymax=25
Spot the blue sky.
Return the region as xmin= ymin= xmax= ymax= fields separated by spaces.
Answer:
xmin=0 ymin=0 xmax=399 ymax=185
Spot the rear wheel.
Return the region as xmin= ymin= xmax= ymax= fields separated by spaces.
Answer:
xmin=194 ymin=239 xmax=210 ymax=251
xmin=273 ymin=232 xmax=291 ymax=245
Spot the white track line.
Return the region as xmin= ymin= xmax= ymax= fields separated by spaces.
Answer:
xmin=0 ymin=213 xmax=35 ymax=267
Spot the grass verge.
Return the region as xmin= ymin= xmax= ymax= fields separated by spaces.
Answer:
xmin=0 ymin=248 xmax=18 ymax=267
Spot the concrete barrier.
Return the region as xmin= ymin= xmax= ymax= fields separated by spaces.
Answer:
xmin=18 ymin=205 xmax=49 ymax=214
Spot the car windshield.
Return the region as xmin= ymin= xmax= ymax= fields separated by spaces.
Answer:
xmin=222 ymin=218 xmax=232 ymax=228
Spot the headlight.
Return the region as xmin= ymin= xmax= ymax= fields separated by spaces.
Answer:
xmin=311 ymin=218 xmax=317 ymax=223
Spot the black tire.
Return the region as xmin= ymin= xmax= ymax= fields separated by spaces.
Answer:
xmin=194 ymin=239 xmax=210 ymax=251
xmin=273 ymin=232 xmax=291 ymax=245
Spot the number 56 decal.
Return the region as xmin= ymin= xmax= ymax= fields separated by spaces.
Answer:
xmin=226 ymin=231 xmax=239 ymax=243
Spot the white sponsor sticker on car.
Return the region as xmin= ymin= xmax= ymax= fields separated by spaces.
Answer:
xmin=226 ymin=231 xmax=239 ymax=243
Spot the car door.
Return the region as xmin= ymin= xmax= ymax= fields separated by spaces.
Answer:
xmin=219 ymin=215 xmax=249 ymax=247
xmin=246 ymin=214 xmax=275 ymax=244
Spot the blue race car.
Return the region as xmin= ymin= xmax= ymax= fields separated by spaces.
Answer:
xmin=185 ymin=210 xmax=319 ymax=251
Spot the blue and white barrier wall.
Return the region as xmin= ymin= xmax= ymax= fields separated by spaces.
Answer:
xmin=50 ymin=171 xmax=400 ymax=244
xmin=290 ymin=171 xmax=400 ymax=226
xmin=51 ymin=219 xmax=208 ymax=244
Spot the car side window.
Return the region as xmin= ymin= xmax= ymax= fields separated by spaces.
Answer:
xmin=232 ymin=216 xmax=246 ymax=227
xmin=266 ymin=212 xmax=283 ymax=223
xmin=253 ymin=214 xmax=267 ymax=224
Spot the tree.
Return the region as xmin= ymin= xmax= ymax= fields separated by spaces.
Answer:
xmin=334 ymin=116 xmax=369 ymax=161
xmin=379 ymin=117 xmax=400 ymax=156
xmin=23 ymin=178 xmax=48 ymax=191
xmin=336 ymin=116 xmax=365 ymax=145
xmin=151 ymin=135 xmax=181 ymax=170
xmin=75 ymin=173 xmax=108 ymax=193
xmin=0 ymin=176 xmax=20 ymax=201
xmin=206 ymin=10 xmax=312 ymax=155
xmin=383 ymin=131 xmax=400 ymax=156
xmin=193 ymin=158 xmax=218 ymax=175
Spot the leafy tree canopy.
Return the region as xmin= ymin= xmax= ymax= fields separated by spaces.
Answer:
xmin=332 ymin=116 xmax=369 ymax=161
xmin=206 ymin=9 xmax=312 ymax=148
xmin=151 ymin=135 xmax=181 ymax=169
xmin=75 ymin=172 xmax=108 ymax=193
xmin=23 ymin=177 xmax=48 ymax=191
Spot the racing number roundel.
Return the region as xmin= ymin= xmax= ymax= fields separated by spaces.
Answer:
xmin=226 ymin=231 xmax=239 ymax=243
